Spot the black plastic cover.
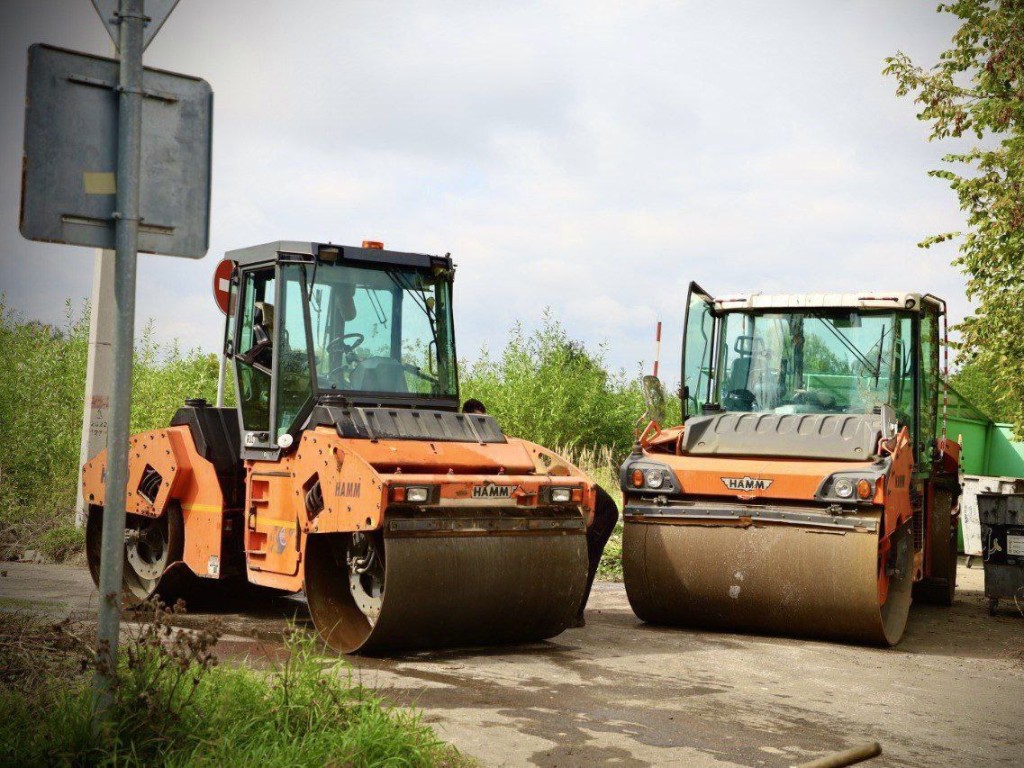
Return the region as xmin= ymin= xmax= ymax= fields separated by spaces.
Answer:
xmin=170 ymin=404 xmax=243 ymax=476
xmin=310 ymin=405 xmax=506 ymax=444
xmin=682 ymin=412 xmax=880 ymax=461
xmin=169 ymin=402 xmax=246 ymax=509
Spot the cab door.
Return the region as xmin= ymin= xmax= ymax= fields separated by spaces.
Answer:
xmin=233 ymin=266 xmax=277 ymax=453
xmin=681 ymin=282 xmax=715 ymax=418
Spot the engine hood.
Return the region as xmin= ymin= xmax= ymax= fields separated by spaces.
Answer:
xmin=681 ymin=412 xmax=882 ymax=462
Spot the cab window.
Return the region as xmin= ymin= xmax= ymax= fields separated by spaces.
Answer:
xmin=235 ymin=269 xmax=275 ymax=433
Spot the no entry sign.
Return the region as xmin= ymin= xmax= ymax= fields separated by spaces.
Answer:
xmin=213 ymin=259 xmax=235 ymax=315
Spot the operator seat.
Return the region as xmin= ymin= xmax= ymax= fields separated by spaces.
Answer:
xmin=728 ymin=335 xmax=755 ymax=391
xmin=723 ymin=336 xmax=756 ymax=411
xmin=349 ymin=357 xmax=409 ymax=393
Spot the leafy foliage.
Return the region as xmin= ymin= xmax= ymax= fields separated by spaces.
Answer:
xmin=461 ymin=310 xmax=675 ymax=454
xmin=0 ymin=298 xmax=223 ymax=560
xmin=950 ymin=356 xmax=1016 ymax=423
xmin=884 ymin=1 xmax=1024 ymax=436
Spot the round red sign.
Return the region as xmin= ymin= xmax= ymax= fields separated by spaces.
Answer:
xmin=212 ymin=259 xmax=235 ymax=315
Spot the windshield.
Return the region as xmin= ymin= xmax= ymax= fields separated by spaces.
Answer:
xmin=714 ymin=310 xmax=913 ymax=417
xmin=302 ymin=262 xmax=457 ymax=399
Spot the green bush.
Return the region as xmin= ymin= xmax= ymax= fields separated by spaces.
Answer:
xmin=950 ymin=357 xmax=1016 ymax=426
xmin=460 ymin=310 xmax=653 ymax=454
xmin=0 ymin=298 xmax=223 ymax=560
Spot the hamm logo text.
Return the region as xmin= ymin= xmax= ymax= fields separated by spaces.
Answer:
xmin=721 ymin=476 xmax=773 ymax=492
xmin=472 ymin=483 xmax=514 ymax=499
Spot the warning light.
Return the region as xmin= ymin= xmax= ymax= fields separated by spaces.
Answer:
xmin=363 ymin=240 xmax=384 ymax=250
xmin=630 ymin=468 xmax=644 ymax=488
xmin=856 ymin=479 xmax=873 ymax=500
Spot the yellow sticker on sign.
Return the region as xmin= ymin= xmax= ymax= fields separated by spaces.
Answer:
xmin=83 ymin=171 xmax=116 ymax=195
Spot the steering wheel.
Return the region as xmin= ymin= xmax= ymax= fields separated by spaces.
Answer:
xmin=327 ymin=333 xmax=365 ymax=355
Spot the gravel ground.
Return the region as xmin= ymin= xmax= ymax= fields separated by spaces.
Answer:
xmin=2 ymin=560 xmax=1021 ymax=767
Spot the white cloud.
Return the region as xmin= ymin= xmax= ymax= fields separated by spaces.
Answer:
xmin=1 ymin=0 xmax=971 ymax=380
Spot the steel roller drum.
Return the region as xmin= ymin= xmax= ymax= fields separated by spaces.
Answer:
xmin=306 ymin=509 xmax=588 ymax=654
xmin=623 ymin=518 xmax=913 ymax=646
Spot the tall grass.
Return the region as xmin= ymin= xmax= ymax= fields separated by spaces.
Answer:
xmin=0 ymin=606 xmax=468 ymax=767
xmin=0 ymin=298 xmax=223 ymax=560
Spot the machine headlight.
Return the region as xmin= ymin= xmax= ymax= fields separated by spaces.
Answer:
xmin=550 ymin=487 xmax=573 ymax=504
xmin=833 ymin=478 xmax=855 ymax=499
xmin=622 ymin=460 xmax=680 ymax=494
xmin=817 ymin=471 xmax=882 ymax=504
xmin=405 ymin=486 xmax=430 ymax=503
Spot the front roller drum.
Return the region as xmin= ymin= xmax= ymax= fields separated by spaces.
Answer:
xmin=305 ymin=511 xmax=588 ymax=654
xmin=623 ymin=519 xmax=914 ymax=646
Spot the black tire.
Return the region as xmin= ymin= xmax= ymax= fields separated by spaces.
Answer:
xmin=86 ymin=503 xmax=189 ymax=607
xmin=912 ymin=505 xmax=958 ymax=607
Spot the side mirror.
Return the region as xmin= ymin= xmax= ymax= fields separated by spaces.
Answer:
xmin=879 ymin=403 xmax=899 ymax=441
xmin=642 ymin=375 xmax=667 ymax=425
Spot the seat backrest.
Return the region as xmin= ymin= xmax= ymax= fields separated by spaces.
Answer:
xmin=350 ymin=357 xmax=408 ymax=393
xmin=729 ymin=355 xmax=752 ymax=391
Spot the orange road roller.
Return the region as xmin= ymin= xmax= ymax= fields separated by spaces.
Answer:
xmin=82 ymin=240 xmax=594 ymax=653
xmin=621 ymin=286 xmax=961 ymax=645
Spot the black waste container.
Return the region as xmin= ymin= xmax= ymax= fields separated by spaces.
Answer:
xmin=978 ymin=492 xmax=1024 ymax=615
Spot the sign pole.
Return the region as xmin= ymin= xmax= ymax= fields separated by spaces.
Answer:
xmin=93 ymin=0 xmax=145 ymax=715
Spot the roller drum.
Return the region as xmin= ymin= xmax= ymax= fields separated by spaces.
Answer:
xmin=306 ymin=509 xmax=588 ymax=654
xmin=623 ymin=518 xmax=913 ymax=646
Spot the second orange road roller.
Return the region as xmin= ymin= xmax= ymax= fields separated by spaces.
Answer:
xmin=621 ymin=286 xmax=961 ymax=645
xmin=82 ymin=240 xmax=594 ymax=653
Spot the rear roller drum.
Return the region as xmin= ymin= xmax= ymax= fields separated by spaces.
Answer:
xmin=86 ymin=504 xmax=188 ymax=606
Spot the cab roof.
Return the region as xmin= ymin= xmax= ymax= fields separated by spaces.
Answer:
xmin=713 ymin=292 xmax=943 ymax=313
xmin=225 ymin=240 xmax=451 ymax=270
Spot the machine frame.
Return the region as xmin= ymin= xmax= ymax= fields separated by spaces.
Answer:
xmin=620 ymin=285 xmax=961 ymax=645
xmin=82 ymin=241 xmax=595 ymax=654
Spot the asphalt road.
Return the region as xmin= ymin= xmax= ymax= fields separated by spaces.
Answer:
xmin=1 ymin=561 xmax=1021 ymax=767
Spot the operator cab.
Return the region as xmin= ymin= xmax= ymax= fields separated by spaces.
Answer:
xmin=222 ymin=241 xmax=459 ymax=456
xmin=680 ymin=284 xmax=945 ymax=466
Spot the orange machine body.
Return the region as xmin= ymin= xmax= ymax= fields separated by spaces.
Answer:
xmin=82 ymin=426 xmax=238 ymax=579
xmin=82 ymin=425 xmax=596 ymax=593
xmin=628 ymin=419 xmax=959 ymax=601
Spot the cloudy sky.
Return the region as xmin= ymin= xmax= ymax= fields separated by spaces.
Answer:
xmin=1 ymin=1 xmax=968 ymax=382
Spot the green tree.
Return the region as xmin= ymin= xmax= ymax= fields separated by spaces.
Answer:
xmin=950 ymin=357 xmax=1017 ymax=423
xmin=884 ymin=1 xmax=1024 ymax=436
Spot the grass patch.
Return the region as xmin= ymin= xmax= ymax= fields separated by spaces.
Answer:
xmin=598 ymin=523 xmax=624 ymax=581
xmin=556 ymin=445 xmax=625 ymax=581
xmin=0 ymin=606 xmax=470 ymax=767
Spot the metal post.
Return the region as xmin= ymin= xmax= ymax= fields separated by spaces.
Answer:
xmin=76 ymin=249 xmax=116 ymax=529
xmin=216 ymin=353 xmax=227 ymax=407
xmin=93 ymin=0 xmax=145 ymax=715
